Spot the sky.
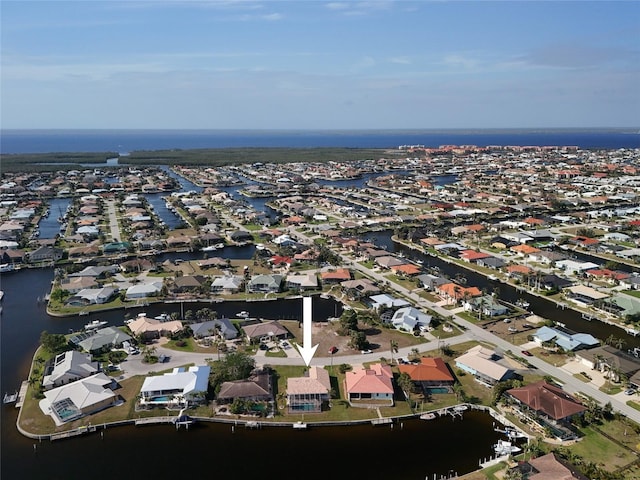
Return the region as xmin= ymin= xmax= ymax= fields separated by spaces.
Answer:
xmin=1 ymin=0 xmax=639 ymax=130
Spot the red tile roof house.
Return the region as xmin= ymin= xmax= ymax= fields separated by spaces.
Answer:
xmin=345 ymin=363 xmax=394 ymax=407
xmin=459 ymin=249 xmax=492 ymax=263
xmin=506 ymin=381 xmax=586 ymax=439
xmin=320 ymin=268 xmax=352 ymax=284
xmin=398 ymin=357 xmax=455 ymax=394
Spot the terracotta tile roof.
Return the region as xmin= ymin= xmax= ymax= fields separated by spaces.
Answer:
xmin=398 ymin=357 xmax=454 ymax=382
xmin=507 ymin=381 xmax=586 ymax=421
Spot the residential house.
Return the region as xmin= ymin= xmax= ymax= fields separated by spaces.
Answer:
xmin=59 ymin=276 xmax=98 ymax=294
xmin=563 ymin=285 xmax=609 ymax=307
xmin=455 ymin=345 xmax=513 ymax=386
xmin=125 ymin=280 xmax=164 ymax=300
xmin=574 ymin=345 xmax=640 ymax=383
xmin=285 ymin=272 xmax=319 ymax=291
xmin=243 ymin=320 xmax=290 ymax=344
xmin=417 ymin=273 xmax=449 ymax=291
xmin=190 ymin=318 xmax=238 ymax=340
xmin=344 ymin=363 xmax=394 ymax=406
xmin=71 ymin=326 xmax=133 ymax=354
xmin=389 ymin=306 xmax=432 ymax=332
xmin=139 ymin=365 xmax=210 ymax=408
xmin=463 ymin=295 xmax=509 ymax=317
xmin=436 ymin=283 xmax=482 ymax=305
xmin=126 ymin=314 xmax=183 ymax=340
xmin=508 ymin=452 xmax=589 ymax=480
xmin=286 ymin=366 xmax=331 ymax=413
xmin=172 ymin=275 xmax=207 ymax=293
xmin=506 ymin=381 xmax=586 ymax=435
xmin=67 ymin=287 xmax=118 ymax=306
xmin=42 ymin=350 xmax=99 ymax=390
xmin=216 ymin=369 xmax=273 ymax=404
xmin=340 ymin=278 xmax=381 ymax=299
xmin=210 ymin=274 xmax=245 ymax=294
xmin=27 ymin=245 xmax=63 ymax=263
xmin=39 ymin=373 xmax=117 ymax=426
xmin=320 ymin=268 xmax=351 ymax=284
xmin=368 ymin=293 xmax=411 ymax=311
xmin=532 ymin=326 xmax=600 ymax=352
xmin=247 ymin=274 xmax=283 ymax=293
xmin=398 ymin=357 xmax=454 ymax=394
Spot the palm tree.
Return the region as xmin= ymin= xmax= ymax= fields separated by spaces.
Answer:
xmin=390 ymin=340 xmax=399 ymax=364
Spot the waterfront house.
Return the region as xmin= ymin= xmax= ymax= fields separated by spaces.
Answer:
xmin=509 ymin=452 xmax=589 ymax=480
xmin=67 ymin=286 xmax=118 ymax=306
xmin=455 ymin=345 xmax=513 ymax=386
xmin=417 ymin=273 xmax=449 ymax=291
xmin=556 ymin=259 xmax=600 ymax=276
xmin=247 ymin=273 xmax=283 ymax=293
xmin=285 ymin=272 xmax=319 ymax=291
xmin=340 ymin=278 xmax=381 ymax=299
xmin=139 ymin=365 xmax=210 ymax=408
xmin=125 ymin=280 xmax=164 ymax=300
xmin=42 ymin=350 xmax=99 ymax=390
xmin=436 ymin=283 xmax=482 ymax=305
xmin=59 ymin=276 xmax=98 ymax=294
xmin=40 ymin=373 xmax=117 ymax=426
xmin=345 ymin=363 xmax=394 ymax=406
xmin=71 ymin=326 xmax=133 ymax=354
xmin=171 ymin=275 xmax=207 ymax=294
xmin=506 ymin=381 xmax=586 ymax=438
xmin=127 ymin=314 xmax=183 ymax=340
xmin=243 ymin=320 xmax=290 ymax=344
xmin=210 ymin=274 xmax=245 ymax=294
xmin=398 ymin=357 xmax=454 ymax=394
xmin=190 ymin=318 xmax=238 ymax=340
xmin=563 ymin=285 xmax=609 ymax=307
xmin=216 ymin=369 xmax=272 ymax=404
xmin=102 ymin=242 xmax=131 ymax=254
xmin=389 ymin=306 xmax=432 ymax=333
xmin=68 ymin=266 xmax=119 ymax=279
xmin=27 ymin=245 xmax=63 ymax=263
xmin=286 ymin=366 xmax=331 ymax=413
xmin=463 ymin=295 xmax=509 ymax=317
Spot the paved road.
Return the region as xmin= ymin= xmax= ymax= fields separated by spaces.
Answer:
xmin=105 ymin=200 xmax=122 ymax=242
xmin=116 ymin=223 xmax=640 ymax=424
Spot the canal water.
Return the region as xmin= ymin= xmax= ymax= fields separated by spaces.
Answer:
xmin=364 ymin=230 xmax=640 ymax=350
xmin=1 ymin=267 xmax=504 ymax=480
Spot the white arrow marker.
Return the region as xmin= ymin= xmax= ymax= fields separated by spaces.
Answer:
xmin=296 ymin=296 xmax=318 ymax=366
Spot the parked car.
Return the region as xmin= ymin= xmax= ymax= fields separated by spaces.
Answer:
xmin=521 ymin=350 xmax=532 ymax=357
xmin=328 ymin=346 xmax=338 ymax=354
xmin=624 ymin=388 xmax=636 ymax=395
xmin=361 ymin=349 xmax=372 ymax=354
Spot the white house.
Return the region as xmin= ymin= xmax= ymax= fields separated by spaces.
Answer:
xmin=125 ymin=280 xmax=163 ymax=300
xmin=42 ymin=350 xmax=99 ymax=390
xmin=390 ymin=306 xmax=432 ymax=332
xmin=139 ymin=365 xmax=211 ymax=407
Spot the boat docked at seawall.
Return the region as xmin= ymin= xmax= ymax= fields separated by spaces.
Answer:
xmin=84 ymin=320 xmax=108 ymax=331
xmin=236 ymin=311 xmax=250 ymax=318
xmin=0 ymin=263 xmax=15 ymax=273
xmin=493 ymin=439 xmax=521 ymax=456
xmin=420 ymin=412 xmax=436 ymax=420
xmin=0 ymin=290 xmax=4 ymax=302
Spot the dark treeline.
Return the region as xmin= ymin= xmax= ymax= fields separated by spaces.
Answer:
xmin=1 ymin=147 xmax=397 ymax=173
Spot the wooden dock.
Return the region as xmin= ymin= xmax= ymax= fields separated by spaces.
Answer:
xmin=135 ymin=416 xmax=176 ymax=426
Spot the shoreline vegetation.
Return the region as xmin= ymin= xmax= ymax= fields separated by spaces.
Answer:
xmin=0 ymin=147 xmax=396 ymax=172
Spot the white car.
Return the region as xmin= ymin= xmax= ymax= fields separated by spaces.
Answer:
xmin=361 ymin=349 xmax=372 ymax=354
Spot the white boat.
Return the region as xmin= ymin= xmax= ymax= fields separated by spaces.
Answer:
xmin=236 ymin=311 xmax=250 ymax=318
xmin=453 ymin=405 xmax=468 ymax=412
xmin=488 ymin=274 xmax=498 ymax=281
xmin=420 ymin=412 xmax=436 ymax=420
xmin=493 ymin=439 xmax=521 ymax=455
xmin=84 ymin=320 xmax=107 ymax=331
xmin=202 ymin=245 xmax=219 ymax=252
xmin=0 ymin=290 xmax=4 ymax=302
xmin=255 ymin=243 xmax=265 ymax=250
xmin=0 ymin=263 xmax=15 ymax=273
xmin=215 ymin=243 xmax=225 ymax=249
xmin=515 ymin=299 xmax=530 ymax=309
xmin=293 ymin=421 xmax=307 ymax=429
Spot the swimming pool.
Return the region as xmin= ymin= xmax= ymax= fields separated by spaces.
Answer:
xmin=426 ymin=387 xmax=451 ymax=394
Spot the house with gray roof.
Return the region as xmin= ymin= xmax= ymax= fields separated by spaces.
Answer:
xmin=368 ymin=293 xmax=411 ymax=310
xmin=211 ymin=274 xmax=244 ymax=294
xmin=390 ymin=306 xmax=432 ymax=332
xmin=42 ymin=350 xmax=99 ymax=390
xmin=533 ymin=326 xmax=600 ymax=352
xmin=72 ymin=326 xmax=133 ymax=354
xmin=247 ymin=274 xmax=283 ymax=293
xmin=190 ymin=318 xmax=238 ymax=340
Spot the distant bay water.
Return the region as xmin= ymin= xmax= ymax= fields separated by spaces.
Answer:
xmin=1 ymin=128 xmax=639 ymax=154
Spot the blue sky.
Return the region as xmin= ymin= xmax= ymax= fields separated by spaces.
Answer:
xmin=1 ymin=0 xmax=639 ymax=129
